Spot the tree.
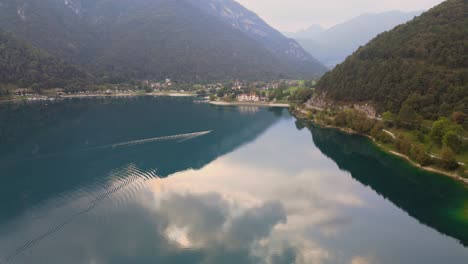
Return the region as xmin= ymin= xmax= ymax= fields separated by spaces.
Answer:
xmin=440 ymin=147 xmax=459 ymax=171
xmin=144 ymin=85 xmax=153 ymax=93
xmin=443 ymin=131 xmax=462 ymax=153
xmin=415 ymin=131 xmax=426 ymax=143
xmin=410 ymin=144 xmax=431 ymax=166
xmin=451 ymin=111 xmax=466 ymax=125
xmin=382 ymin=111 xmax=396 ymax=127
xmin=293 ymin=88 xmax=314 ymax=103
xmin=370 ymin=122 xmax=384 ymax=138
xmin=398 ymin=100 xmax=417 ymax=125
xmin=304 ymin=80 xmax=314 ymax=88
xmin=334 ymin=111 xmax=348 ymax=127
xmin=430 ymin=118 xmax=463 ymax=144
xmin=216 ymin=89 xmax=225 ymax=98
xmin=396 ymin=136 xmax=411 ymax=155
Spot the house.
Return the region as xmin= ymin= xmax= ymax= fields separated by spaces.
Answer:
xmin=232 ymin=81 xmax=245 ymax=90
xmin=237 ymin=93 xmax=260 ymax=102
xmin=164 ymin=78 xmax=173 ymax=87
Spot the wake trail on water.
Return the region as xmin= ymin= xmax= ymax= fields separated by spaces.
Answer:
xmin=83 ymin=130 xmax=213 ymax=151
xmin=1 ymin=131 xmax=213 ymax=262
xmin=0 ymin=166 xmax=160 ymax=264
xmin=19 ymin=130 xmax=212 ymax=161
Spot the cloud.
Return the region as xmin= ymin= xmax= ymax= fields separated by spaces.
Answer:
xmin=225 ymin=201 xmax=287 ymax=248
xmin=1 ymin=189 xmax=287 ymax=264
xmin=159 ymin=192 xmax=229 ymax=246
xmin=0 ymin=119 xmax=387 ymax=264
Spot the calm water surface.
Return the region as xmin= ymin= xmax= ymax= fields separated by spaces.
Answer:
xmin=0 ymin=97 xmax=467 ymax=264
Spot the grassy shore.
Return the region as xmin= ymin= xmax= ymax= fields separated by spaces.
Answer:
xmin=291 ymin=108 xmax=468 ymax=185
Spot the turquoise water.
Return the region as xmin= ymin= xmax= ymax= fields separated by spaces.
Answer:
xmin=0 ymin=96 xmax=467 ymax=264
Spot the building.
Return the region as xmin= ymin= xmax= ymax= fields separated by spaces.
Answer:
xmin=151 ymin=82 xmax=162 ymax=89
xmin=237 ymin=93 xmax=260 ymax=102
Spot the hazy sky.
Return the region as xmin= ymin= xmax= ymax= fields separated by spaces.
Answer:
xmin=235 ymin=0 xmax=445 ymax=31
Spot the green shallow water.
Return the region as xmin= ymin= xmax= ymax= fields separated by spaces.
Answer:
xmin=0 ymin=96 xmax=467 ymax=264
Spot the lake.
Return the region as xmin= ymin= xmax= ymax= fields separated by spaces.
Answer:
xmin=0 ymin=96 xmax=467 ymax=264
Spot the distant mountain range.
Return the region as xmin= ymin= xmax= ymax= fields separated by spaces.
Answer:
xmin=317 ymin=0 xmax=467 ymax=118
xmin=283 ymin=24 xmax=325 ymax=40
xmin=0 ymin=0 xmax=326 ymax=87
xmin=285 ymin=11 xmax=422 ymax=68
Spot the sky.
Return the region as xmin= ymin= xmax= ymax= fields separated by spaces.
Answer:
xmin=235 ymin=0 xmax=445 ymax=32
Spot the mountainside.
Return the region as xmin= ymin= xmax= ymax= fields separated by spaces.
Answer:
xmin=188 ymin=0 xmax=326 ymax=77
xmin=0 ymin=28 xmax=90 ymax=91
xmin=292 ymin=11 xmax=422 ymax=68
xmin=316 ymin=0 xmax=468 ymax=119
xmin=0 ymin=0 xmax=326 ymax=82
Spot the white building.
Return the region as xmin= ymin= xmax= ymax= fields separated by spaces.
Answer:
xmin=237 ymin=93 xmax=260 ymax=102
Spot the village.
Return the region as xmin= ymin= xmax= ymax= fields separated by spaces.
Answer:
xmin=1 ymin=78 xmax=310 ymax=104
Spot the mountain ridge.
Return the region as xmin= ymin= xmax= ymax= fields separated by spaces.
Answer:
xmin=0 ymin=0 xmax=326 ymax=82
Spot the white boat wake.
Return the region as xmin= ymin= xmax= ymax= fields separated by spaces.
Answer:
xmin=22 ymin=130 xmax=212 ymax=161
xmin=86 ymin=130 xmax=213 ymax=150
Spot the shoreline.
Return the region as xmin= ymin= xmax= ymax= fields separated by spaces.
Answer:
xmin=0 ymin=92 xmax=197 ymax=103
xmin=60 ymin=92 xmax=197 ymax=98
xmin=2 ymin=95 xmax=465 ymax=184
xmin=291 ymin=109 xmax=468 ymax=185
xmin=209 ymin=101 xmax=289 ymax=108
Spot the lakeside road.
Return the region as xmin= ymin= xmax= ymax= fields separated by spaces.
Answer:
xmin=209 ymin=101 xmax=290 ymax=108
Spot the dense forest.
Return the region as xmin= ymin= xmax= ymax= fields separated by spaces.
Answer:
xmin=317 ymin=0 xmax=467 ymax=119
xmin=0 ymin=0 xmax=325 ymax=83
xmin=0 ymin=29 xmax=91 ymax=93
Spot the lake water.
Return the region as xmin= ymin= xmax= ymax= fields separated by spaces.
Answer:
xmin=0 ymin=96 xmax=467 ymax=264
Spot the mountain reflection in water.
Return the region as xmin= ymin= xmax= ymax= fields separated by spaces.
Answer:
xmin=0 ymin=97 xmax=467 ymax=264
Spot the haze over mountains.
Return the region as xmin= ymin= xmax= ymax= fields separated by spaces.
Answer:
xmin=285 ymin=10 xmax=423 ymax=68
xmin=283 ymin=24 xmax=325 ymax=40
xmin=0 ymin=0 xmax=326 ymax=86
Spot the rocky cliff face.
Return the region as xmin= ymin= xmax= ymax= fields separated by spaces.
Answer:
xmin=189 ymin=0 xmax=321 ymax=64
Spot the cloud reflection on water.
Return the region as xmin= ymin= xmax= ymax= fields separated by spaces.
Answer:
xmin=1 ymin=119 xmax=467 ymax=264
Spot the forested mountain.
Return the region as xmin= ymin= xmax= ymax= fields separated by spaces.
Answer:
xmin=290 ymin=11 xmax=421 ymax=68
xmin=317 ymin=0 xmax=468 ymax=119
xmin=0 ymin=29 xmax=91 ymax=91
xmin=0 ymin=0 xmax=326 ymax=82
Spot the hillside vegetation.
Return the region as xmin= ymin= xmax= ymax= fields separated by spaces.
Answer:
xmin=317 ymin=0 xmax=467 ymax=119
xmin=0 ymin=0 xmax=326 ymax=83
xmin=0 ymin=29 xmax=90 ymax=93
